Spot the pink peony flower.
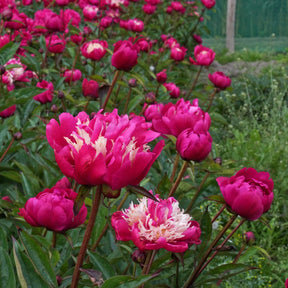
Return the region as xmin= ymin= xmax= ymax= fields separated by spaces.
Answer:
xmin=111 ymin=40 xmax=138 ymax=72
xmin=201 ymin=0 xmax=215 ymax=9
xmin=285 ymin=278 xmax=288 ymax=288
xmin=142 ymin=3 xmax=156 ymax=14
xmin=81 ymin=39 xmax=108 ymax=61
xmin=208 ymin=71 xmax=231 ymax=90
xmin=193 ymin=34 xmax=202 ymax=44
xmin=127 ymin=18 xmax=144 ymax=32
xmin=156 ymin=69 xmax=167 ymax=83
xmin=82 ymin=78 xmax=99 ymax=99
xmin=0 ymin=105 xmax=16 ymax=118
xmin=46 ymin=110 xmax=164 ymax=189
xmin=176 ymin=128 xmax=212 ymax=162
xmin=46 ymin=35 xmax=66 ymax=54
xmin=163 ymin=82 xmax=181 ymax=98
xmin=19 ymin=186 xmax=87 ymax=232
xmin=44 ymin=12 xmax=64 ymax=32
xmin=170 ymin=45 xmax=187 ymax=62
xmin=111 ymin=195 xmax=201 ymax=252
xmin=63 ymin=69 xmax=82 ymax=82
xmin=144 ymin=98 xmax=210 ymax=137
xmin=189 ymin=45 xmax=215 ymax=66
xmin=216 ymin=168 xmax=274 ymax=221
xmin=100 ymin=16 xmax=113 ymax=29
xmin=33 ymin=80 xmax=54 ymax=104
xmin=171 ymin=1 xmax=185 ymax=13
xmin=82 ymin=5 xmax=100 ymax=21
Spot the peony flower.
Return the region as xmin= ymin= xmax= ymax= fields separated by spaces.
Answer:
xmin=0 ymin=105 xmax=16 ymax=118
xmin=201 ymin=0 xmax=215 ymax=9
xmin=285 ymin=278 xmax=288 ymax=288
xmin=208 ymin=71 xmax=232 ymax=90
xmin=111 ymin=195 xmax=201 ymax=252
xmin=44 ymin=12 xmax=64 ymax=32
xmin=19 ymin=186 xmax=87 ymax=232
xmin=189 ymin=45 xmax=215 ymax=66
xmin=170 ymin=45 xmax=187 ymax=62
xmin=82 ymin=78 xmax=99 ymax=99
xmin=33 ymin=80 xmax=54 ymax=104
xmin=63 ymin=69 xmax=82 ymax=82
xmin=163 ymin=82 xmax=180 ymax=98
xmin=170 ymin=1 xmax=185 ymax=13
xmin=142 ymin=4 xmax=157 ymax=14
xmin=46 ymin=35 xmax=66 ymax=54
xmin=216 ymin=168 xmax=274 ymax=221
xmin=156 ymin=69 xmax=167 ymax=83
xmin=46 ymin=110 xmax=164 ymax=190
xmin=127 ymin=18 xmax=144 ymax=32
xmin=81 ymin=39 xmax=108 ymax=61
xmin=111 ymin=40 xmax=138 ymax=72
xmin=144 ymin=98 xmax=210 ymax=137
xmin=176 ymin=128 xmax=212 ymax=162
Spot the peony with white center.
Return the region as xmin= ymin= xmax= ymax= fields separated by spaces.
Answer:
xmin=87 ymin=42 xmax=104 ymax=54
xmin=123 ymin=197 xmax=192 ymax=242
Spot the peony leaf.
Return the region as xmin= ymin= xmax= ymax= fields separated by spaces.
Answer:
xmin=127 ymin=185 xmax=159 ymax=202
xmin=0 ymin=247 xmax=16 ymax=288
xmin=205 ymin=195 xmax=226 ymax=203
xmin=73 ymin=185 xmax=92 ymax=215
xmin=20 ymin=231 xmax=58 ymax=287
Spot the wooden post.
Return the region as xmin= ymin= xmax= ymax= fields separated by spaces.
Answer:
xmin=226 ymin=0 xmax=237 ymax=53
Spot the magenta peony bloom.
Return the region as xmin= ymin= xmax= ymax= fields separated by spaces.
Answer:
xmin=144 ymin=98 xmax=210 ymax=137
xmin=46 ymin=35 xmax=66 ymax=54
xmin=142 ymin=4 xmax=157 ymax=14
xmin=216 ymin=168 xmax=274 ymax=221
xmin=82 ymin=78 xmax=99 ymax=99
xmin=208 ymin=71 xmax=231 ymax=90
xmin=111 ymin=195 xmax=201 ymax=252
xmin=127 ymin=18 xmax=144 ymax=32
xmin=33 ymin=80 xmax=54 ymax=104
xmin=170 ymin=45 xmax=187 ymax=62
xmin=81 ymin=39 xmax=108 ymax=61
xmin=163 ymin=82 xmax=181 ymax=98
xmin=176 ymin=128 xmax=212 ymax=162
xmin=19 ymin=186 xmax=87 ymax=232
xmin=0 ymin=105 xmax=16 ymax=118
xmin=63 ymin=69 xmax=82 ymax=82
xmin=111 ymin=40 xmax=138 ymax=72
xmin=189 ymin=45 xmax=215 ymax=66
xmin=285 ymin=278 xmax=288 ymax=288
xmin=201 ymin=0 xmax=215 ymax=9
xmin=156 ymin=69 xmax=167 ymax=83
xmin=46 ymin=110 xmax=164 ymax=189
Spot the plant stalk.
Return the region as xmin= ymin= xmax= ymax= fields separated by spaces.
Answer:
xmin=102 ymin=69 xmax=120 ymax=111
xmin=185 ymin=66 xmax=203 ymax=100
xmin=168 ymin=161 xmax=189 ymax=197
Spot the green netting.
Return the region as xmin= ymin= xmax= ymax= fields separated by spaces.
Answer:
xmin=202 ymin=0 xmax=288 ymax=52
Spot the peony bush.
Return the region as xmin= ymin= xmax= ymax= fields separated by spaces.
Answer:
xmin=0 ymin=0 xmax=280 ymax=287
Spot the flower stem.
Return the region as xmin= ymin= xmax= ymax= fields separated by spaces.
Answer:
xmin=170 ymin=154 xmax=180 ymax=182
xmin=52 ymin=231 xmax=57 ymax=249
xmin=0 ymin=138 xmax=14 ymax=163
xmin=211 ymin=204 xmax=226 ymax=223
xmin=168 ymin=161 xmax=189 ymax=197
xmin=206 ymin=88 xmax=219 ymax=112
xmin=141 ymin=250 xmax=157 ymax=278
xmin=186 ymin=172 xmax=210 ymax=213
xmin=123 ymin=87 xmax=132 ymax=114
xmin=71 ymin=186 xmax=102 ymax=288
xmin=91 ymin=191 xmax=129 ymax=252
xmin=183 ymin=214 xmax=238 ymax=288
xmin=197 ymin=219 xmax=246 ymax=277
xmin=185 ymin=66 xmax=203 ymax=100
xmin=102 ymin=69 xmax=120 ymax=111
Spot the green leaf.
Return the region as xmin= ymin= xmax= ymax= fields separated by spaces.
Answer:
xmin=73 ymin=185 xmax=92 ymax=215
xmin=127 ymin=185 xmax=159 ymax=202
xmin=101 ymin=274 xmax=157 ymax=288
xmin=205 ymin=195 xmax=225 ymax=204
xmin=197 ymin=210 xmax=212 ymax=256
xmin=87 ymin=251 xmax=116 ymax=280
xmin=0 ymin=247 xmax=16 ymax=288
xmin=0 ymin=228 xmax=9 ymax=251
xmin=0 ymin=42 xmax=20 ymax=65
xmin=20 ymin=231 xmax=58 ymax=287
xmin=12 ymin=238 xmax=50 ymax=288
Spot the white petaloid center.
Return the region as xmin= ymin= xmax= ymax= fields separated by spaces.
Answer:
xmin=87 ymin=42 xmax=104 ymax=54
xmin=123 ymin=198 xmax=192 ymax=242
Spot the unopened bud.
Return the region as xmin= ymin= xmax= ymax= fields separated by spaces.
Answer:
xmin=0 ymin=65 xmax=6 ymax=75
xmin=56 ymin=275 xmax=62 ymax=286
xmin=1 ymin=8 xmax=13 ymax=21
xmin=214 ymin=157 xmax=222 ymax=166
xmin=51 ymin=104 xmax=58 ymax=113
xmin=145 ymin=92 xmax=156 ymax=104
xmin=243 ymin=231 xmax=255 ymax=245
xmin=132 ymin=249 xmax=146 ymax=264
xmin=13 ymin=132 xmax=22 ymax=140
xmin=128 ymin=78 xmax=137 ymax=87
xmin=58 ymin=91 xmax=65 ymax=99
xmin=39 ymin=48 xmax=44 ymax=54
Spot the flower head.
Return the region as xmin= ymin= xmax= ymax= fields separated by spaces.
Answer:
xmin=46 ymin=110 xmax=164 ymax=189
xmin=111 ymin=195 xmax=201 ymax=252
xmin=189 ymin=45 xmax=215 ymax=66
xmin=217 ymin=168 xmax=274 ymax=221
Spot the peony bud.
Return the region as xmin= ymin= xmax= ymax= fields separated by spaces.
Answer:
xmin=13 ymin=132 xmax=22 ymax=140
xmin=128 ymin=78 xmax=137 ymax=87
xmin=243 ymin=231 xmax=255 ymax=245
xmin=131 ymin=249 xmax=146 ymax=264
xmin=145 ymin=92 xmax=156 ymax=104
